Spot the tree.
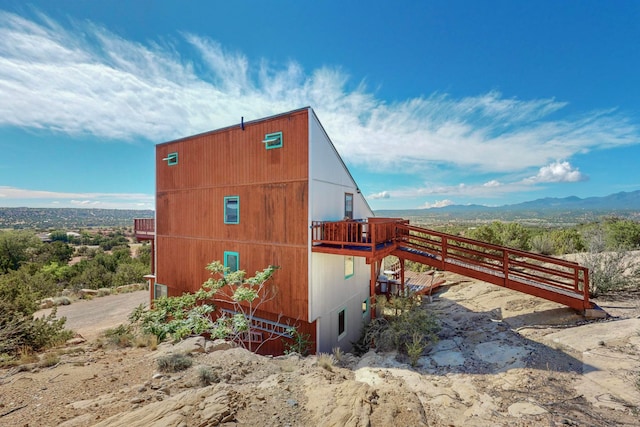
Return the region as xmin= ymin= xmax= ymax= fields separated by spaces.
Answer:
xmin=129 ymin=261 xmax=281 ymax=353
xmin=202 ymin=261 xmax=280 ymax=353
xmin=0 ymin=231 xmax=41 ymax=274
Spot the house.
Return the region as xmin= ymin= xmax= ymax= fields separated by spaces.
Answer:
xmin=146 ymin=107 xmax=375 ymax=354
xmin=135 ymin=107 xmax=599 ymax=355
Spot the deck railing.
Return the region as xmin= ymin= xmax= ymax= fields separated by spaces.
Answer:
xmin=134 ymin=218 xmax=155 ymax=240
xmin=311 ymin=218 xmax=407 ymax=254
xmin=311 ymin=218 xmax=592 ymax=310
xmin=395 ymin=224 xmax=590 ymax=307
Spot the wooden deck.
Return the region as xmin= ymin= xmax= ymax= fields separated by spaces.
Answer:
xmin=312 ymin=218 xmax=595 ymax=311
xmin=134 ymin=218 xmax=155 ymax=241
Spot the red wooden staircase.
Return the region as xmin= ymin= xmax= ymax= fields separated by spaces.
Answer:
xmin=312 ymin=219 xmax=596 ymax=312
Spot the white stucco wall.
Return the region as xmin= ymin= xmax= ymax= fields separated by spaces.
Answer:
xmin=307 ymin=109 xmax=375 ymax=353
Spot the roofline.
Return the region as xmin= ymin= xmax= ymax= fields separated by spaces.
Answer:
xmin=156 ymin=106 xmax=312 ymax=147
xmin=308 ymin=108 xmax=375 ymax=216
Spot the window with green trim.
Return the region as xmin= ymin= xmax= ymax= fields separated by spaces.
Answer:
xmin=224 ymin=196 xmax=239 ymax=224
xmin=344 ymin=256 xmax=354 ymax=279
xmin=164 ymin=152 xmax=178 ymax=166
xmin=262 ymin=131 xmax=283 ymax=150
xmin=338 ymin=308 xmax=346 ymax=340
xmin=224 ymin=251 xmax=239 ymax=273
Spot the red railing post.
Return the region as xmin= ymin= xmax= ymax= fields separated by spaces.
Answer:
xmin=503 ymin=250 xmax=510 ymax=285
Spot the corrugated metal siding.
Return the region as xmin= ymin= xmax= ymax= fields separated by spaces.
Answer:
xmin=156 ymin=109 xmax=310 ymax=321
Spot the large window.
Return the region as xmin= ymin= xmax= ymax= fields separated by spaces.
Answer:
xmin=338 ymin=308 xmax=346 ymax=340
xmin=224 ymin=196 xmax=239 ymax=224
xmin=344 ymin=193 xmax=353 ymax=219
xmin=224 ymin=251 xmax=239 ymax=273
xmin=345 ymin=256 xmax=354 ymax=279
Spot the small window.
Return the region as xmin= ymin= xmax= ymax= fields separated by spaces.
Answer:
xmin=338 ymin=308 xmax=346 ymax=339
xmin=344 ymin=193 xmax=353 ymax=219
xmin=224 ymin=251 xmax=239 ymax=273
xmin=345 ymin=256 xmax=354 ymax=279
xmin=263 ymin=131 xmax=283 ymax=149
xmin=154 ymin=283 xmax=168 ymax=299
xmin=163 ymin=152 xmax=178 ymax=166
xmin=362 ymin=298 xmax=369 ymax=318
xmin=224 ymin=196 xmax=239 ymax=224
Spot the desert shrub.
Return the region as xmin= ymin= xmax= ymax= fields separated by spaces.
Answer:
xmin=283 ymin=328 xmax=312 ymax=356
xmin=354 ymin=295 xmax=439 ymax=356
xmin=39 ymin=352 xmax=60 ymax=368
xmin=157 ymin=353 xmax=193 ymax=373
xmin=104 ymin=324 xmax=135 ymax=347
xmin=406 ymin=332 xmax=425 ymax=367
xmin=198 ymin=366 xmax=219 ymax=386
xmin=583 ymin=250 xmax=640 ymax=297
xmin=530 ymin=234 xmax=555 ymax=255
xmin=317 ymin=353 xmax=335 ymax=372
xmin=0 ymin=303 xmax=73 ymax=359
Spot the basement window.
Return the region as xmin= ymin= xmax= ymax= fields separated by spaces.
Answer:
xmin=224 ymin=196 xmax=239 ymax=224
xmin=362 ymin=298 xmax=369 ymax=318
xmin=262 ymin=131 xmax=283 ymax=150
xmin=224 ymin=251 xmax=239 ymax=273
xmin=338 ymin=308 xmax=346 ymax=340
xmin=163 ymin=152 xmax=178 ymax=166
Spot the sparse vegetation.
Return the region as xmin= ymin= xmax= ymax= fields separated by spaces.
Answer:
xmin=197 ymin=366 xmax=219 ymax=386
xmin=128 ymin=261 xmax=282 ymax=353
xmin=104 ymin=324 xmax=135 ymax=348
xmin=354 ymin=294 xmax=439 ymax=358
xmin=317 ymin=353 xmax=335 ymax=372
xmin=284 ymin=327 xmax=312 ymax=356
xmin=157 ymin=353 xmax=193 ymax=373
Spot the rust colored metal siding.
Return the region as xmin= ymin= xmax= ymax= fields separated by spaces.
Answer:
xmin=155 ymin=109 xmax=310 ymax=321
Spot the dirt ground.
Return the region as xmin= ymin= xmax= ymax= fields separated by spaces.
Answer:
xmin=1 ymin=275 xmax=639 ymax=427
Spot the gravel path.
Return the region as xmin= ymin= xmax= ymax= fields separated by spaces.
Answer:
xmin=35 ymin=290 xmax=149 ymax=341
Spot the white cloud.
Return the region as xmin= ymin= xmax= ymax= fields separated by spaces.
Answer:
xmin=419 ymin=199 xmax=454 ymax=209
xmin=523 ymin=161 xmax=588 ymax=184
xmin=0 ymin=11 xmax=638 ymax=180
xmin=0 ymin=186 xmax=153 ymax=209
xmin=369 ymin=190 xmax=391 ymax=199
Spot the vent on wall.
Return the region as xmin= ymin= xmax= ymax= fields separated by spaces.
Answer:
xmin=262 ymin=132 xmax=283 ymax=150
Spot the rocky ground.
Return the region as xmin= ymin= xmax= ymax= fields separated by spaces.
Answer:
xmin=1 ymin=274 xmax=639 ymax=427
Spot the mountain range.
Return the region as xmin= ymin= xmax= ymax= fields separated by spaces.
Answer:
xmin=375 ymin=190 xmax=640 ymax=223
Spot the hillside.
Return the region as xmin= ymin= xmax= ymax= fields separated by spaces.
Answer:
xmin=2 ymin=275 xmax=639 ymax=426
xmin=0 ymin=207 xmax=154 ymax=229
xmin=376 ymin=190 xmax=640 ymax=225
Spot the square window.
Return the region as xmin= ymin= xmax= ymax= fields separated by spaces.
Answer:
xmin=338 ymin=308 xmax=346 ymax=339
xmin=345 ymin=256 xmax=354 ymax=279
xmin=164 ymin=152 xmax=178 ymax=166
xmin=224 ymin=196 xmax=239 ymax=224
xmin=344 ymin=193 xmax=353 ymax=219
xmin=224 ymin=251 xmax=239 ymax=273
xmin=263 ymin=131 xmax=283 ymax=149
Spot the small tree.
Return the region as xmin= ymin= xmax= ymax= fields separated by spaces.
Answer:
xmin=202 ymin=261 xmax=280 ymax=353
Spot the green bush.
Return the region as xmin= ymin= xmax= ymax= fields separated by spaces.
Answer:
xmin=354 ymin=295 xmax=439 ymax=357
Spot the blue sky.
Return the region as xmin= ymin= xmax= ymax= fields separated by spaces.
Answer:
xmin=0 ymin=1 xmax=639 ymax=211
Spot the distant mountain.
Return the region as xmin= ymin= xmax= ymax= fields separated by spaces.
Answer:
xmin=0 ymin=207 xmax=154 ymax=229
xmin=375 ymin=190 xmax=640 ymax=224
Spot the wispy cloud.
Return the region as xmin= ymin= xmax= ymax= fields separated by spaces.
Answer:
xmin=0 ymin=186 xmax=153 ymax=209
xmin=0 ymin=11 xmax=638 ymax=202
